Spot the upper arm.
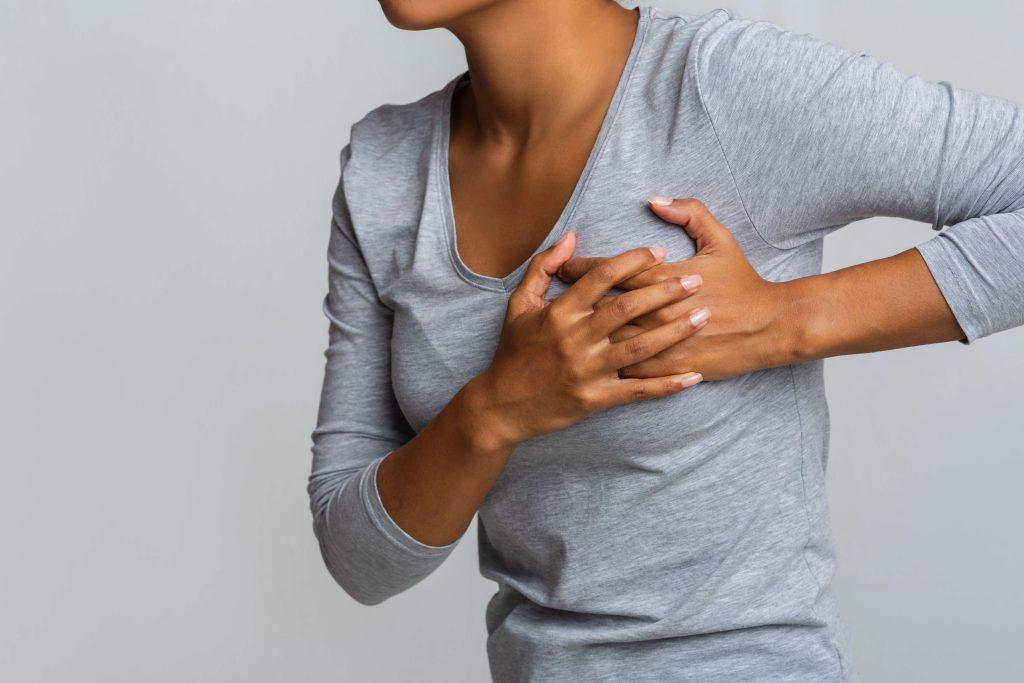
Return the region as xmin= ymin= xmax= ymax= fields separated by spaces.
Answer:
xmin=309 ymin=145 xmax=413 ymax=529
xmin=694 ymin=15 xmax=1024 ymax=248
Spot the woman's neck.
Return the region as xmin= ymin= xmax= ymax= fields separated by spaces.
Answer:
xmin=448 ymin=0 xmax=639 ymax=145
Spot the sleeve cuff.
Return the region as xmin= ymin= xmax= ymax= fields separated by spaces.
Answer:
xmin=916 ymin=238 xmax=991 ymax=344
xmin=359 ymin=456 xmax=459 ymax=558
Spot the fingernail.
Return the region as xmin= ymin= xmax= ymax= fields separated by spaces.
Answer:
xmin=648 ymin=246 xmax=666 ymax=260
xmin=679 ymin=275 xmax=702 ymax=292
xmin=647 ymin=195 xmax=673 ymax=206
xmin=689 ymin=307 xmax=710 ymax=327
xmin=677 ymin=372 xmax=703 ymax=388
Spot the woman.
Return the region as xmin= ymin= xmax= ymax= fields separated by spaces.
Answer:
xmin=309 ymin=1 xmax=1024 ymax=680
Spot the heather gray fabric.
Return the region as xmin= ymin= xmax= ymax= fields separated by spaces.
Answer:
xmin=309 ymin=6 xmax=1024 ymax=681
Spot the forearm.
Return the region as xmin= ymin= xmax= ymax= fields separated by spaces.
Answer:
xmin=376 ymin=375 xmax=518 ymax=547
xmin=779 ymin=248 xmax=966 ymax=364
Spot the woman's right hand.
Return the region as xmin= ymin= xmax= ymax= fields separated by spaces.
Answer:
xmin=377 ymin=231 xmax=707 ymax=547
xmin=467 ymin=231 xmax=708 ymax=449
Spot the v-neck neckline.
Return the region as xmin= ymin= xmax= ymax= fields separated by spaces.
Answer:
xmin=433 ymin=5 xmax=652 ymax=293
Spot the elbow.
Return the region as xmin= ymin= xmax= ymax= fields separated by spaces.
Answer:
xmin=308 ymin=461 xmax=445 ymax=606
xmin=322 ymin=548 xmax=395 ymax=606
xmin=309 ymin=469 xmax=390 ymax=604
xmin=327 ymin=566 xmax=392 ymax=606
xmin=313 ymin=521 xmax=399 ymax=606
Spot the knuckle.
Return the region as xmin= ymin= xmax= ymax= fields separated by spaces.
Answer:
xmin=544 ymin=301 xmax=568 ymax=325
xmin=527 ymin=252 xmax=546 ymax=269
xmin=631 ymin=383 xmax=651 ymax=402
xmin=651 ymin=271 xmax=671 ymax=284
xmin=569 ymin=385 xmax=599 ymax=411
xmin=554 ymin=336 xmax=576 ymax=359
xmin=564 ymin=361 xmax=587 ymax=384
xmin=625 ymin=336 xmax=649 ymax=359
xmin=609 ymin=327 xmax=632 ymax=343
xmin=611 ymin=294 xmax=637 ymax=317
xmin=592 ymin=262 xmax=618 ymax=285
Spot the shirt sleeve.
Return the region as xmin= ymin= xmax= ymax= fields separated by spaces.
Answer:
xmin=308 ymin=145 xmax=457 ymax=605
xmin=694 ymin=13 xmax=1024 ymax=342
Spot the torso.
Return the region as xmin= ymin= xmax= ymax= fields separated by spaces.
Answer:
xmin=340 ymin=7 xmax=854 ymax=681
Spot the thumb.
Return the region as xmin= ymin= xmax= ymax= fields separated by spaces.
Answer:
xmin=506 ymin=231 xmax=577 ymax=321
xmin=646 ymin=197 xmax=733 ymax=253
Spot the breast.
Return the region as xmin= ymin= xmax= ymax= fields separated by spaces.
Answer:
xmin=475 ymin=365 xmax=812 ymax=616
xmin=389 ymin=285 xmax=507 ymax=432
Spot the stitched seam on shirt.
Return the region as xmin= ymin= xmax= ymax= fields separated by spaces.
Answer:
xmin=361 ymin=459 xmax=456 ymax=558
xmin=917 ymin=239 xmax=992 ymax=341
xmin=931 ymin=82 xmax=956 ymax=230
xmin=787 ymin=365 xmax=848 ymax=680
xmin=431 ymin=83 xmax=510 ymax=293
xmin=691 ymin=11 xmax=789 ymax=254
xmin=548 ymin=11 xmax=653 ymax=263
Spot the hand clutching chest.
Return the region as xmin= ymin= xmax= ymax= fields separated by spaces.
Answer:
xmin=558 ymin=197 xmax=803 ymax=383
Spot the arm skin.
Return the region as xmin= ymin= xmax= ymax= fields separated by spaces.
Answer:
xmin=374 ymin=380 xmax=516 ymax=548
xmin=559 ymin=197 xmax=965 ymax=384
xmin=781 ymin=247 xmax=964 ymax=363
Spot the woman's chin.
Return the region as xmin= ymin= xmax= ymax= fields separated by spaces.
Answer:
xmin=377 ymin=0 xmax=493 ymax=31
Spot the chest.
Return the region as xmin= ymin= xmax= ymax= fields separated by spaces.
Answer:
xmin=448 ymin=134 xmax=601 ymax=281
xmin=370 ymin=95 xmax=799 ymax=436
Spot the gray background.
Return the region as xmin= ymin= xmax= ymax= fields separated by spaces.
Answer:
xmin=2 ymin=1 xmax=1022 ymax=680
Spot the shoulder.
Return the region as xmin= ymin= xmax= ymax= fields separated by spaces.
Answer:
xmin=342 ymin=82 xmax=448 ymax=191
xmin=335 ymin=78 xmax=455 ymax=231
xmin=350 ymin=88 xmax=443 ymax=157
xmin=678 ymin=10 xmax=865 ymax=109
xmin=634 ymin=8 xmax=839 ymax=115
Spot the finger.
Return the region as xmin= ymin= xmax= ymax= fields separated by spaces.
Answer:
xmin=646 ymin=197 xmax=736 ymax=253
xmin=592 ymin=264 xmax=671 ymax=292
xmin=506 ymin=231 xmax=577 ymax=321
xmin=604 ymin=306 xmax=710 ymax=370
xmin=615 ymin=268 xmax=665 ymax=291
xmin=599 ymin=372 xmax=704 ymax=408
xmin=557 ymin=257 xmax=607 ymax=284
xmin=619 ymin=357 xmax=693 ymax=380
xmin=588 ymin=275 xmax=702 ymax=337
xmin=556 ymin=246 xmax=667 ymax=311
xmin=618 ymin=345 xmax=704 ymax=380
xmin=609 ymin=323 xmax=645 ymax=342
xmin=563 ymin=258 xmax=685 ymax=292
xmin=561 ymin=254 xmax=671 ymax=290
xmin=614 ymin=296 xmax=700 ymax=333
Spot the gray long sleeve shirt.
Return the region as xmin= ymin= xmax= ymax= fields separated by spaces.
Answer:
xmin=309 ymin=7 xmax=1024 ymax=681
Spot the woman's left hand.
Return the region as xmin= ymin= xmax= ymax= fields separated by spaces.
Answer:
xmin=558 ymin=197 xmax=799 ymax=381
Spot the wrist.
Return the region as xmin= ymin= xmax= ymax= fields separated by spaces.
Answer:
xmin=446 ymin=373 xmax=524 ymax=456
xmin=769 ymin=276 xmax=833 ymax=365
